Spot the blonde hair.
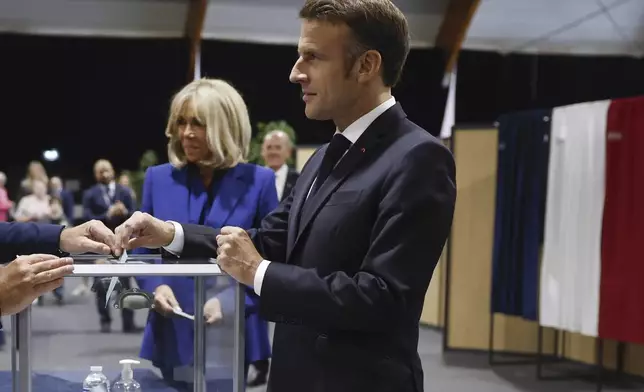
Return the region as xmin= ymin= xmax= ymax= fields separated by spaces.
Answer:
xmin=166 ymin=78 xmax=251 ymax=169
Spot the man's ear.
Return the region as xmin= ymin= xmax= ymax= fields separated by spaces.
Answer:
xmin=357 ymin=50 xmax=382 ymax=83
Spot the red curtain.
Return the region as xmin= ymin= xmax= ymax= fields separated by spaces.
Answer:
xmin=599 ymin=96 xmax=644 ymax=344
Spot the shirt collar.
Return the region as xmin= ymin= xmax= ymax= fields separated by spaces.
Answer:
xmin=338 ymin=97 xmax=396 ymax=144
xmin=276 ymin=164 xmax=289 ymax=178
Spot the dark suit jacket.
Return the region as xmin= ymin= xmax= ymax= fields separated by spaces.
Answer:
xmin=82 ymin=183 xmax=134 ymax=230
xmin=178 ymin=104 xmax=456 ymax=392
xmin=0 ymin=222 xmax=63 ymax=264
xmin=281 ymin=168 xmax=300 ymax=202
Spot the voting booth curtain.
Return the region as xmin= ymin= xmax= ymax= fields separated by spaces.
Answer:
xmin=490 ymin=95 xmax=644 ymax=345
xmin=491 ymin=109 xmax=551 ymax=322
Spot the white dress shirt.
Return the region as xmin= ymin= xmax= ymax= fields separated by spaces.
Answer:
xmin=274 ymin=163 xmax=289 ymax=201
xmin=164 ymin=96 xmax=397 ymax=295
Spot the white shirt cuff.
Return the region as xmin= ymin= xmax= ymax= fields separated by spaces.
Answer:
xmin=254 ymin=259 xmax=271 ymax=296
xmin=163 ymin=221 xmax=185 ymax=256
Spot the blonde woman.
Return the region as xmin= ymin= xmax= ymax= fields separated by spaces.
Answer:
xmin=136 ymin=78 xmax=277 ymax=385
xmin=19 ymin=161 xmax=48 ymax=199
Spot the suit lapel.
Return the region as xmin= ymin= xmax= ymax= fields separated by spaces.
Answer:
xmin=296 ymin=140 xmax=369 ymax=238
xmin=292 ymin=103 xmax=407 ymax=249
xmin=205 ymin=166 xmax=247 ymax=228
xmin=287 ymin=149 xmax=324 ymax=256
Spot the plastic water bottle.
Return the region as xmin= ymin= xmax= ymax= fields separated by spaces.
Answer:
xmin=82 ymin=366 xmax=110 ymax=392
xmin=112 ymin=359 xmax=141 ymax=392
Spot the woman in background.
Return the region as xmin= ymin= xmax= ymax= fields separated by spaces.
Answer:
xmin=137 ymin=78 xmax=276 ymax=389
xmin=14 ymin=180 xmax=52 ymax=223
xmin=18 ymin=161 xmax=48 ymax=200
xmin=0 ymin=172 xmax=13 ymax=222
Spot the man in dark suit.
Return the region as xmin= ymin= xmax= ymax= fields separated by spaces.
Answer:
xmin=115 ymin=1 xmax=456 ymax=391
xmin=83 ymin=159 xmax=138 ymax=333
xmin=262 ymin=130 xmax=300 ymax=203
xmin=0 ymin=220 xmax=117 ymax=317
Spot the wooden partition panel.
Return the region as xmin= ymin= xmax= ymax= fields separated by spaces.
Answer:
xmin=295 ymin=146 xmax=318 ymax=173
xmin=420 ymin=252 xmax=446 ymax=327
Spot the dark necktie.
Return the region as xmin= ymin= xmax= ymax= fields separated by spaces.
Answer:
xmin=310 ymin=133 xmax=352 ymax=197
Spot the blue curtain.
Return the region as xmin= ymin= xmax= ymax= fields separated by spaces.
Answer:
xmin=491 ymin=109 xmax=551 ymax=321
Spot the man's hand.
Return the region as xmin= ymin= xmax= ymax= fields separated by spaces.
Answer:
xmin=216 ymin=226 xmax=262 ymax=287
xmin=204 ymin=297 xmax=223 ymax=324
xmin=59 ymin=220 xmax=116 ymax=255
xmin=114 ymin=211 xmax=175 ymax=255
xmin=0 ymin=254 xmax=74 ymax=316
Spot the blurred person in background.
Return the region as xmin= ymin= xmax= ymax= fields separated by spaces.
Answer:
xmin=0 ymin=172 xmax=13 ymax=222
xmin=18 ymin=161 xmax=48 ymax=200
xmin=83 ymin=159 xmax=138 ymax=333
xmin=49 ymin=176 xmax=75 ymax=224
xmin=118 ymin=172 xmax=136 ymax=203
xmin=261 ymin=130 xmax=299 ymax=204
xmin=136 ymin=78 xmax=277 ymax=388
xmin=14 ymin=180 xmax=52 ymax=223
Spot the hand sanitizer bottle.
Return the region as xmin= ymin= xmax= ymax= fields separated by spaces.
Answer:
xmin=112 ymin=359 xmax=141 ymax=392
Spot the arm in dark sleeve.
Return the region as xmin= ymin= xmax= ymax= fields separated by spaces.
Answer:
xmin=0 ymin=222 xmax=64 ymax=263
xmin=258 ymin=141 xmax=457 ymax=332
xmin=217 ymin=171 xmax=281 ymax=317
xmin=181 ymin=187 xmax=292 ymax=261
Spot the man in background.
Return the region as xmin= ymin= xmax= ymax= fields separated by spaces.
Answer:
xmin=83 ymin=159 xmax=138 ymax=333
xmin=261 ymin=130 xmax=300 ymax=202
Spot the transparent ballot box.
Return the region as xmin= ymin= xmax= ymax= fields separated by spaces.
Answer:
xmin=8 ymin=254 xmax=245 ymax=392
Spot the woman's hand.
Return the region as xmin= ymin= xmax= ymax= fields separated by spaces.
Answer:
xmin=204 ymin=297 xmax=223 ymax=324
xmin=154 ymin=284 xmax=179 ymax=316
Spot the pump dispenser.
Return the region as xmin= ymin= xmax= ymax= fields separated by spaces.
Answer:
xmin=112 ymin=359 xmax=141 ymax=392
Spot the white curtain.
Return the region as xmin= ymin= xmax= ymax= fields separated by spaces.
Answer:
xmin=539 ymin=100 xmax=610 ymax=337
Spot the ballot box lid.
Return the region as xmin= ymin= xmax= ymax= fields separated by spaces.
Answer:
xmin=70 ymin=253 xmax=222 ymax=277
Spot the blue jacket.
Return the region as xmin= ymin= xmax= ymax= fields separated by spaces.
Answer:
xmin=137 ymin=162 xmax=278 ymax=369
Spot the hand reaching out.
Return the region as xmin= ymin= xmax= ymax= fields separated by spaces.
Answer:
xmin=0 ymin=254 xmax=74 ymax=316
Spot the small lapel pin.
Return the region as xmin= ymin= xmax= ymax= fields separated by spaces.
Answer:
xmin=361 ymin=148 xmax=366 ymax=153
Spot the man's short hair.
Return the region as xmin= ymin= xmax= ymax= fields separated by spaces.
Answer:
xmin=299 ymin=0 xmax=410 ymax=87
xmin=263 ymin=130 xmax=293 ymax=149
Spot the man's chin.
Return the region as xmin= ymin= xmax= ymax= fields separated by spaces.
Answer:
xmin=304 ymin=106 xmax=329 ymax=121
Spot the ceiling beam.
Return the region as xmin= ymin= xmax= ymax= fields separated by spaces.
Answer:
xmin=435 ymin=0 xmax=481 ymax=79
xmin=185 ymin=0 xmax=208 ymax=82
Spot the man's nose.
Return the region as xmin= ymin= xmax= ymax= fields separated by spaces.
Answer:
xmin=290 ymin=62 xmax=306 ymax=84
